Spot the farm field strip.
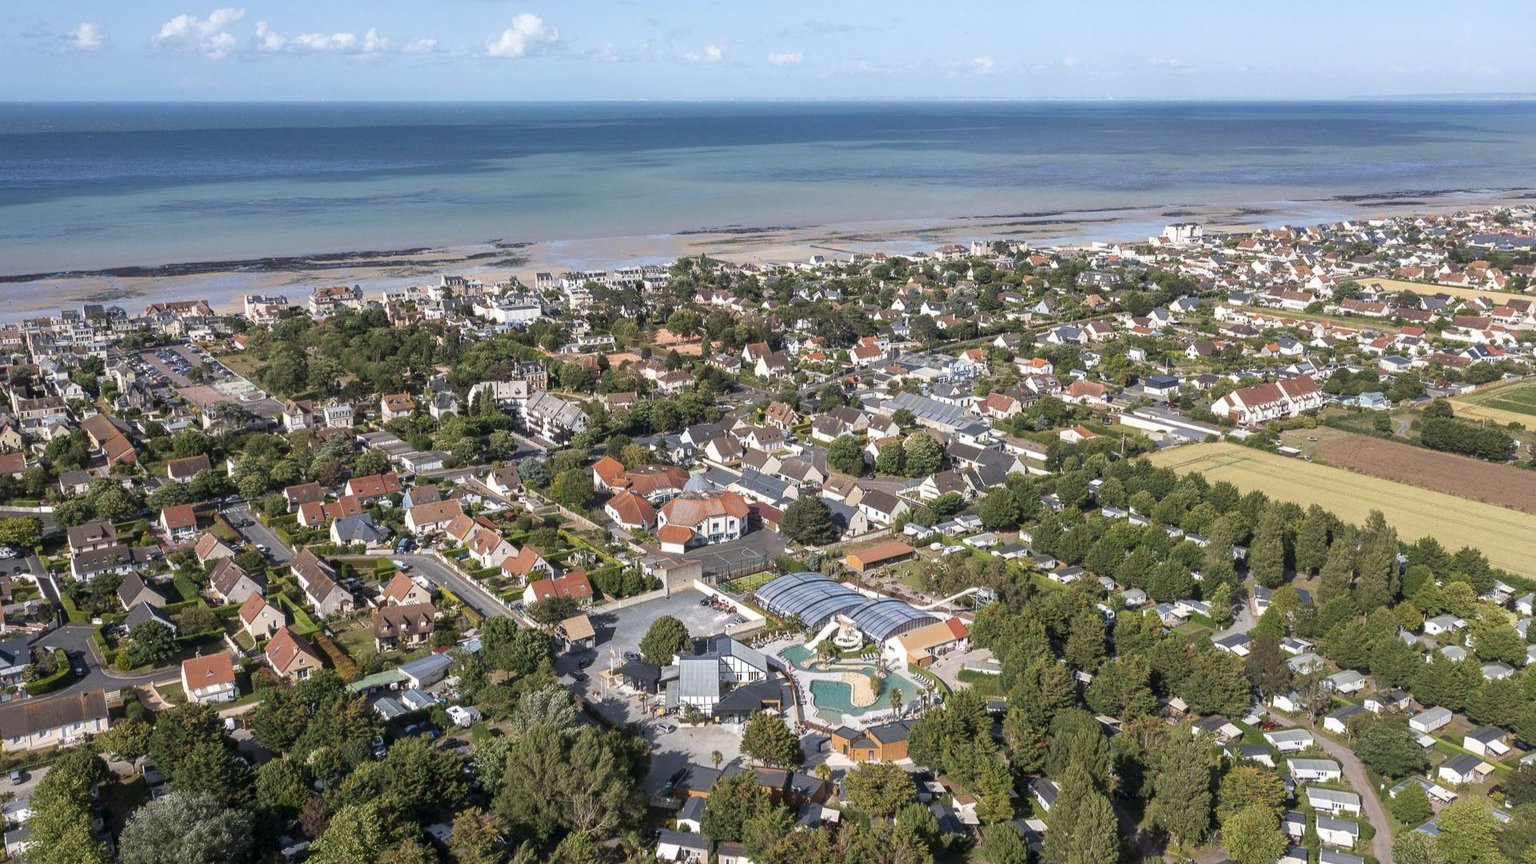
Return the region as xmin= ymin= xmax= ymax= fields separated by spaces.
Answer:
xmin=1451 ymin=379 xmax=1536 ymax=425
xmin=1313 ymin=434 xmax=1536 ymax=515
xmin=1148 ymin=443 xmax=1536 ymax=578
xmin=1357 ymin=276 xmax=1529 ymax=304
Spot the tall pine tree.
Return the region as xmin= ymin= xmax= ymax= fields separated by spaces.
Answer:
xmin=1247 ymin=504 xmax=1289 ymax=589
xmin=1355 ymin=510 xmax=1399 ymax=610
xmin=1294 ymin=505 xmax=1332 ymax=577
xmin=1317 ymin=536 xmax=1357 ymax=606
xmin=1044 ymin=762 xmax=1122 ymax=864
xmin=1152 ymin=726 xmax=1215 ymax=848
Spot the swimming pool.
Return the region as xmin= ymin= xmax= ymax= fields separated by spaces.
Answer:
xmin=809 ymin=673 xmax=920 ymax=715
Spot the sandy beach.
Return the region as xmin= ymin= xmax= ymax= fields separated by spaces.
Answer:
xmin=1 ymin=190 xmax=1524 ymax=323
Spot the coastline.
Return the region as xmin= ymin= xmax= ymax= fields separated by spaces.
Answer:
xmin=2 ymin=188 xmax=1527 ymax=324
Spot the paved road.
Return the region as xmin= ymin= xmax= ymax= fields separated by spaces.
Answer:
xmin=1215 ymin=580 xmax=1258 ymax=641
xmin=35 ymin=624 xmax=176 ymax=696
xmin=221 ymin=503 xmax=295 ymax=564
xmin=0 ymin=509 xmax=57 ymax=537
xmin=1304 ymin=719 xmax=1394 ymax=863
xmin=386 ymin=552 xmax=524 ymax=625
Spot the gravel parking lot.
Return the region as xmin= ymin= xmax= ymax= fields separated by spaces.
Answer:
xmin=556 ymin=588 xmax=747 ymax=686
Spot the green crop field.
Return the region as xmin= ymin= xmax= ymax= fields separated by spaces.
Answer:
xmin=1148 ymin=442 xmax=1536 ymax=578
xmin=1455 ymin=379 xmax=1536 ymax=424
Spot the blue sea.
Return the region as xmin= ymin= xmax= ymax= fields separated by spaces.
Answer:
xmin=4 ymin=101 xmax=1536 ymax=276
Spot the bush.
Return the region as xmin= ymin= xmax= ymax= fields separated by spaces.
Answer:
xmin=24 ymin=649 xmax=71 ymax=696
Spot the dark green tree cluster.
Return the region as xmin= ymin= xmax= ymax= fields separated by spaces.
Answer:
xmin=1420 ymin=415 xmax=1516 ymax=461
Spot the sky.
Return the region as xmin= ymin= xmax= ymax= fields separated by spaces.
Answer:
xmin=1 ymin=1 xmax=1533 ymax=102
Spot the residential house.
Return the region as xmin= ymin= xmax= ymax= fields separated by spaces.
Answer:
xmin=165 ymin=453 xmax=212 ymax=482
xmin=373 ymin=603 xmax=436 ymax=651
xmin=117 ymin=573 xmax=167 ymax=611
xmin=209 ymin=559 xmax=265 ymax=605
xmin=605 ymin=490 xmax=658 ymax=530
xmin=1209 ymin=376 xmax=1325 ymax=426
xmin=656 ymin=490 xmax=750 ymax=553
xmin=291 ymin=549 xmax=354 ymax=617
xmin=180 ymin=652 xmax=238 ymax=704
xmin=380 ymin=571 xmax=431 ymax=606
xmin=406 ymin=500 xmax=465 ymax=535
xmin=522 ymin=571 xmax=595 ymax=608
xmin=501 ymin=546 xmax=554 ymax=583
xmin=344 ymin=472 xmax=402 ymax=504
xmin=283 ymin=481 xmax=325 ymax=511
xmin=330 ymin=513 xmax=389 ymax=548
xmin=192 ymin=533 xmax=236 ymax=567
xmin=238 ymin=594 xmax=286 ymax=643
xmin=264 ymin=627 xmax=323 ymax=681
xmin=380 ymin=393 xmax=416 ymax=421
xmin=159 ymin=504 xmax=198 ymax=541
xmin=66 ymin=519 xmax=117 ymax=555
xmin=0 ymin=689 xmax=110 ymax=751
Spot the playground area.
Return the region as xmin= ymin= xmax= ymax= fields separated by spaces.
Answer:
xmin=778 ymin=644 xmax=923 ymax=728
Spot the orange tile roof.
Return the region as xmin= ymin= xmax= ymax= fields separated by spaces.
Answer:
xmin=182 ymin=652 xmax=235 ymax=688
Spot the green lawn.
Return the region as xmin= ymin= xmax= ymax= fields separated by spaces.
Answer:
xmin=956 ymin=668 xmax=1003 ymax=697
xmin=334 ymin=622 xmax=378 ymax=661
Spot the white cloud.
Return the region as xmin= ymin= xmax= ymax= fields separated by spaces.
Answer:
xmin=155 ymin=7 xmax=247 ymax=59
xmin=485 ymin=13 xmax=556 ymax=58
xmin=971 ymin=55 xmax=994 ymax=74
xmin=253 ymin=22 xmax=284 ymax=53
xmin=767 ymin=50 xmax=802 ymax=68
xmin=683 ymin=44 xmax=724 ymax=64
xmin=252 ymin=23 xmax=395 ymax=56
xmin=584 ymin=41 xmax=652 ymax=63
xmin=69 ymin=22 xmax=104 ymax=52
xmin=1062 ymin=57 xmax=1082 ymax=70
xmin=402 ymin=38 xmax=439 ymax=55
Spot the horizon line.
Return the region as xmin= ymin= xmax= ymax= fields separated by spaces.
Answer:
xmin=4 ymin=94 xmax=1536 ymax=106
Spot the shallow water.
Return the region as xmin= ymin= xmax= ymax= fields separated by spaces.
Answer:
xmin=4 ymin=100 xmax=1536 ymax=277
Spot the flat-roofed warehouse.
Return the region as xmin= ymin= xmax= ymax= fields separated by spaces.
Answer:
xmin=754 ymin=571 xmax=935 ymax=643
